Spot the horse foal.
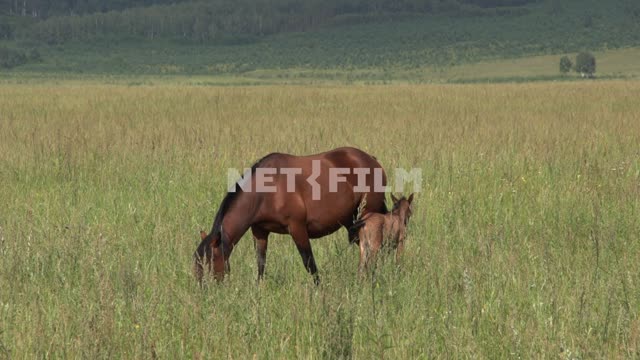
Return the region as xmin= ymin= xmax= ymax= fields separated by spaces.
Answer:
xmin=353 ymin=194 xmax=413 ymax=272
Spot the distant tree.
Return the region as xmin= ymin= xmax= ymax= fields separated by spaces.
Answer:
xmin=575 ymin=52 xmax=596 ymax=78
xmin=559 ymin=55 xmax=572 ymax=74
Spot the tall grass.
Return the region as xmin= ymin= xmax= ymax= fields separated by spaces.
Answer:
xmin=0 ymin=81 xmax=639 ymax=358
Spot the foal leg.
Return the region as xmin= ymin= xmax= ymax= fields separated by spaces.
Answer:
xmin=395 ymin=235 xmax=405 ymax=263
xmin=368 ymin=229 xmax=383 ymax=270
xmin=252 ymin=226 xmax=269 ymax=281
xmin=357 ymin=226 xmax=372 ymax=274
xmin=358 ymin=239 xmax=368 ymax=275
xmin=289 ymin=223 xmax=320 ymax=285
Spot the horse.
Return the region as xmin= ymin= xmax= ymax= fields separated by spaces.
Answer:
xmin=352 ymin=193 xmax=414 ymax=272
xmin=194 ymin=147 xmax=388 ymax=284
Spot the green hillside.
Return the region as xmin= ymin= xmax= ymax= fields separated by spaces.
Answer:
xmin=1 ymin=0 xmax=639 ymax=81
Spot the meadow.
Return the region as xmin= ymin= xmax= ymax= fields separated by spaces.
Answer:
xmin=0 ymin=81 xmax=639 ymax=358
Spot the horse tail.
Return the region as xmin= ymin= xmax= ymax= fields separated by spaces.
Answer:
xmin=351 ymin=218 xmax=366 ymax=231
xmin=348 ymin=218 xmax=366 ymax=244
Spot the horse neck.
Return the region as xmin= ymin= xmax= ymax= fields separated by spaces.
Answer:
xmin=389 ymin=209 xmax=409 ymax=231
xmin=220 ymin=192 xmax=257 ymax=248
xmin=383 ymin=212 xmax=404 ymax=244
xmin=390 ymin=206 xmax=406 ymax=225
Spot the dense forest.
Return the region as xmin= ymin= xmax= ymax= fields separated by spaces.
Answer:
xmin=1 ymin=0 xmax=542 ymax=43
xmin=1 ymin=0 xmax=539 ymax=18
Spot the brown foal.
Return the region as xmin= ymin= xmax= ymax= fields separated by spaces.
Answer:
xmin=352 ymin=193 xmax=414 ymax=272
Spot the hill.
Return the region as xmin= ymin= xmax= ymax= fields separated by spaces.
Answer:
xmin=1 ymin=0 xmax=639 ymax=81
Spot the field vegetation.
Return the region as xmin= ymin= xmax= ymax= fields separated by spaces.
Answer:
xmin=1 ymin=81 xmax=639 ymax=358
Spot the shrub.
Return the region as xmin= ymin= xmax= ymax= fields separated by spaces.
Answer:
xmin=575 ymin=51 xmax=596 ymax=78
xmin=559 ymin=55 xmax=572 ymax=74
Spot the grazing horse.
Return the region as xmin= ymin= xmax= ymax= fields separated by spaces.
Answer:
xmin=194 ymin=147 xmax=388 ymax=284
xmin=352 ymin=194 xmax=414 ymax=272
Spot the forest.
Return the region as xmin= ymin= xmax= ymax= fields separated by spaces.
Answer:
xmin=2 ymin=0 xmax=542 ymax=43
xmin=1 ymin=0 xmax=540 ymax=18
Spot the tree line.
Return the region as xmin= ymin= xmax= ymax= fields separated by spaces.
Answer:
xmin=1 ymin=0 xmax=539 ymax=18
xmin=1 ymin=0 xmax=540 ymax=44
xmin=0 ymin=0 xmax=191 ymax=17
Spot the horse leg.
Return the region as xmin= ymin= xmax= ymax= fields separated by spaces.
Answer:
xmin=289 ymin=223 xmax=320 ymax=285
xmin=252 ymin=226 xmax=269 ymax=281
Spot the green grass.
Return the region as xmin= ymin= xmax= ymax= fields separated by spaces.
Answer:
xmin=3 ymin=47 xmax=639 ymax=86
xmin=1 ymin=82 xmax=639 ymax=358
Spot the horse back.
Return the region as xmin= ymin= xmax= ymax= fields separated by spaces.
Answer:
xmin=249 ymin=147 xmax=387 ymax=238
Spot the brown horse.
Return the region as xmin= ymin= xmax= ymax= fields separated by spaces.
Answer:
xmin=352 ymin=194 xmax=414 ymax=272
xmin=194 ymin=147 xmax=388 ymax=284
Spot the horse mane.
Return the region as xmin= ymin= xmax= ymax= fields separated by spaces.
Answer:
xmin=381 ymin=198 xmax=389 ymax=214
xmin=210 ymin=154 xmax=275 ymax=238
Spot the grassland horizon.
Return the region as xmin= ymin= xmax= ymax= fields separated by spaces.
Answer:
xmin=3 ymin=46 xmax=640 ymax=86
xmin=1 ymin=80 xmax=639 ymax=358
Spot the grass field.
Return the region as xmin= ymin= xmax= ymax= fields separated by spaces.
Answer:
xmin=1 ymin=81 xmax=639 ymax=358
xmin=3 ymin=46 xmax=640 ymax=86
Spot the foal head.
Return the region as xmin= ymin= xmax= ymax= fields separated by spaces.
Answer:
xmin=390 ymin=193 xmax=414 ymax=226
